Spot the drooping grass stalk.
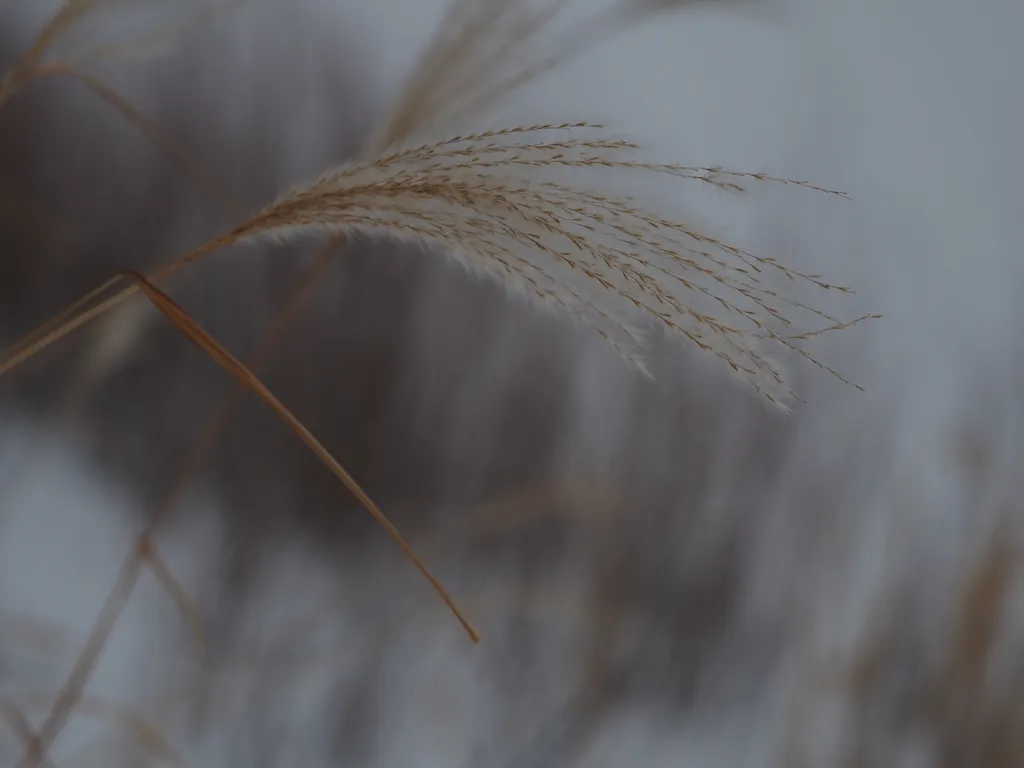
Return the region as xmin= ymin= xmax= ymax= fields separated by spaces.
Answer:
xmin=0 ymin=3 xmax=876 ymax=765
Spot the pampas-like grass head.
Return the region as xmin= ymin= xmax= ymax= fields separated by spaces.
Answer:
xmin=0 ymin=2 xmax=884 ymax=763
xmin=228 ymin=122 xmax=866 ymax=409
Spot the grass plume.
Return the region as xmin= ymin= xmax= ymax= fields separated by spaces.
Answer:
xmin=0 ymin=1 xmax=876 ymax=765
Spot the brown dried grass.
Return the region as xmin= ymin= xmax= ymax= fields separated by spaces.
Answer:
xmin=0 ymin=1 xmax=876 ymax=765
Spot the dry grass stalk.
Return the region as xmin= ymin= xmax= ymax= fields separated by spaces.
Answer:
xmin=158 ymin=0 xmax=708 ymax=591
xmin=1 ymin=0 xmax=239 ymax=101
xmin=0 ymin=114 xmax=870 ymax=662
xmin=12 ymin=692 xmax=189 ymax=768
xmin=930 ymin=522 xmax=1023 ymax=764
xmin=0 ymin=0 xmax=239 ymax=650
xmin=0 ymin=3 xmax=238 ymax=213
xmin=45 ymin=65 xmax=238 ymax=216
xmin=11 ymin=270 xmax=480 ymax=767
xmin=0 ymin=4 xmax=242 ymax=763
xmin=790 ymin=519 xmax=1024 ymax=767
xmin=0 ymin=0 xmax=240 ymax=415
xmin=53 ymin=0 xmax=243 ymax=69
xmin=127 ymin=270 xmax=475 ymax=638
xmin=0 ymin=129 xmax=867 ymax=753
xmin=1 ymin=1 xmax=876 ymax=765
xmin=104 ymin=0 xmax=683 ymax=686
xmin=371 ymin=0 xmax=750 ymax=147
xmin=947 ymin=524 xmax=1015 ymax=694
xmin=0 ymin=701 xmax=53 ymax=768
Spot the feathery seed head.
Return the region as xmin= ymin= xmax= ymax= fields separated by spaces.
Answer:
xmin=229 ymin=124 xmax=867 ymax=410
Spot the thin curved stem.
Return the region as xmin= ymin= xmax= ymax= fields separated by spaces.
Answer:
xmin=38 ymin=63 xmax=240 ymax=218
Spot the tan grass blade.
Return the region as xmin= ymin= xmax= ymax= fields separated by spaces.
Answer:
xmin=18 ymin=550 xmax=143 ymax=768
xmin=119 ymin=246 xmax=337 ymax=667
xmin=15 ymin=1 xmax=97 ymax=71
xmin=16 ymin=692 xmax=188 ymax=768
xmin=0 ymin=275 xmax=126 ymax=370
xmin=18 ymin=266 xmax=477 ymax=768
xmin=148 ymin=244 xmax=338 ymax=527
xmin=36 ymin=64 xmax=239 ymax=217
xmin=137 ymin=538 xmax=210 ymax=661
xmin=123 ymin=270 xmax=478 ymax=642
xmin=0 ymin=235 xmax=231 ymax=378
xmin=0 ymin=61 xmax=235 ymax=218
xmin=0 ymin=701 xmax=53 ymax=768
xmin=946 ymin=522 xmax=1016 ymax=696
xmin=17 ymin=0 xmax=222 ymax=70
xmin=59 ymin=0 xmax=244 ymax=68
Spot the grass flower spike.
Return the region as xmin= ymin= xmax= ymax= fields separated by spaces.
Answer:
xmin=230 ymin=123 xmax=868 ymax=409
